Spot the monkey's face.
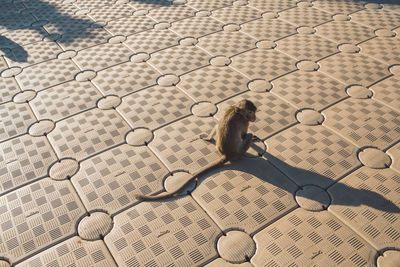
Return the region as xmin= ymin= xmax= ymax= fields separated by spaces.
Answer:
xmin=247 ymin=110 xmax=256 ymax=122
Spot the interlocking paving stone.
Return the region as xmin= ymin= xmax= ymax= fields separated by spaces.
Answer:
xmin=351 ymin=8 xmax=400 ymax=30
xmin=56 ymin=28 xmax=112 ymax=51
xmin=124 ymin=28 xmax=180 ymax=53
xmin=88 ymin=3 xmax=135 ymax=22
xmin=105 ymin=196 xmax=221 ymax=266
xmin=248 ymin=0 xmax=297 ymax=13
xmin=381 ymin=0 xmax=400 ymax=14
xmin=278 ymin=4 xmax=332 ymax=27
xmin=187 ymin=0 xmax=233 ymax=11
xmin=117 ymin=85 xmax=194 ymax=130
xmin=47 ymin=109 xmax=131 ymax=160
xmin=0 ymin=77 xmax=20 ymax=104
xmin=265 ymin=124 xmax=361 ymax=188
xmin=72 ymin=144 xmax=169 ymax=214
xmin=387 ymin=142 xmax=400 ymax=172
xmin=240 ymin=16 xmax=297 ymax=41
xmin=211 ymin=4 xmax=262 ymax=24
xmin=313 ymin=0 xmax=365 ymax=14
xmin=105 ymin=14 xmax=156 ymax=36
xmin=92 ymin=61 xmax=160 ymax=97
xmin=370 ymin=75 xmax=400 ymax=111
xmin=318 ymin=52 xmax=390 ymax=87
xmin=328 ymin=167 xmax=400 ymax=250
xmin=0 ymin=14 xmax=36 ymax=34
xmin=29 ymin=4 xmax=79 ymax=21
xmin=0 ymin=28 xmax=48 ymax=49
xmin=0 ymin=135 xmax=57 ymax=194
xmin=0 ymin=3 xmax=25 ymax=19
xmin=192 ymin=158 xmax=298 ymax=234
xmin=30 ymin=81 xmax=100 ymax=121
xmin=0 ymin=102 xmax=36 ymax=142
xmin=170 ymin=16 xmax=223 ymax=38
xmin=322 ymin=98 xmax=400 ymax=150
xmin=127 ymin=0 xmax=174 ymax=10
xmin=271 ymin=69 xmax=347 ymax=110
xmin=74 ymin=0 xmax=115 ymax=10
xmin=177 ymin=65 xmax=249 ymax=103
xmin=42 ymin=15 xmax=93 ymax=35
xmin=0 ymin=56 xmax=7 ymax=71
xmin=148 ymin=4 xmax=196 ymax=23
xmin=0 ymin=178 xmax=86 ymax=263
xmin=15 ymin=59 xmax=80 ymax=91
xmin=359 ymin=36 xmax=400 ymax=65
xmin=16 ymin=237 xmax=117 ymax=267
xmin=252 ymin=209 xmax=377 ymax=266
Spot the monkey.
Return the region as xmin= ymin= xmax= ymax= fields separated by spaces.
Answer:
xmin=134 ymin=99 xmax=257 ymax=201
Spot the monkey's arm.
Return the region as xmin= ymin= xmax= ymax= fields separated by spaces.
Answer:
xmin=200 ymin=126 xmax=217 ymax=142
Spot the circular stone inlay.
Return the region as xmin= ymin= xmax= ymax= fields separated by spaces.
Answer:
xmin=196 ymin=10 xmax=211 ymax=17
xmin=28 ymin=120 xmax=56 ymax=136
xmin=297 ymin=26 xmax=316 ymax=34
xmin=191 ymin=102 xmax=218 ymax=117
xmin=97 ymin=95 xmax=122 ymax=109
xmin=244 ymin=136 xmax=266 ymax=158
xmin=297 ymin=1 xmax=312 ymax=7
xmin=256 ymin=40 xmax=276 ymax=49
xmin=377 ymin=250 xmax=400 ymax=267
xmin=338 ymin=43 xmax=360 ymax=53
xmin=375 ymin=29 xmax=396 ymax=37
xmin=157 ymin=74 xmax=180 ymax=86
xmin=217 ymin=231 xmax=256 ymax=264
xmin=154 ymin=22 xmax=171 ymax=30
xmin=130 ymin=52 xmax=150 ymax=63
xmin=179 ymin=37 xmax=198 ymax=46
xmin=233 ymin=0 xmax=247 ymax=7
xmin=295 ymin=185 xmax=330 ymax=211
xmin=75 ymin=70 xmax=97 ymax=81
xmin=1 ymin=67 xmax=22 ymax=77
xmin=57 ymin=50 xmax=77 ymax=59
xmin=262 ymin=12 xmax=278 ymax=19
xmin=49 ymin=158 xmax=79 ymax=180
xmin=365 ymin=3 xmax=382 ymax=9
xmin=296 ymin=109 xmax=324 ymax=125
xmin=346 ymin=85 xmax=372 ymax=99
xmin=223 ymin=23 xmax=241 ymax=32
xmin=358 ymin=148 xmax=391 ymax=169
xmin=78 ymin=212 xmax=113 ymax=241
xmin=164 ymin=171 xmax=196 ymax=195
xmin=134 ymin=9 xmax=149 ymax=16
xmin=248 ymin=79 xmax=272 ymax=92
xmin=108 ymin=35 xmax=126 ymax=44
xmin=126 ymin=128 xmax=154 ymax=146
xmin=297 ymin=60 xmax=319 ymax=71
xmin=389 ymin=65 xmax=400 ymax=75
xmin=332 ymin=14 xmax=350 ymax=21
xmin=210 ymin=56 xmax=231 ymax=66
xmin=13 ymin=90 xmax=37 ymax=103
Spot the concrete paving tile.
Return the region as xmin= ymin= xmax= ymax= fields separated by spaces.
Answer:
xmin=370 ymin=75 xmax=400 ymax=111
xmin=0 ymin=14 xmax=36 ymax=34
xmin=177 ymin=65 xmax=249 ymax=104
xmin=104 ymin=196 xmax=221 ymax=266
xmin=211 ymin=4 xmax=262 ymax=24
xmin=0 ymin=102 xmax=36 ymax=142
xmin=42 ymin=15 xmax=94 ymax=35
xmin=73 ymin=43 xmax=133 ymax=71
xmin=318 ymin=52 xmax=390 ymax=87
xmin=387 ymin=142 xmax=400 ymax=172
xmin=187 ymin=0 xmax=233 ymax=11
xmin=216 ymin=91 xmax=297 ymax=140
xmin=0 ymin=3 xmax=25 ymax=19
xmin=0 ymin=77 xmax=20 ymax=104
xmin=230 ymin=46 xmax=297 ymax=80
xmin=124 ymin=28 xmax=180 ymax=53
xmin=278 ymin=3 xmax=332 ymax=27
xmin=29 ymin=3 xmax=79 ymax=21
xmin=92 ymin=61 xmax=160 ymax=97
xmin=56 ymin=28 xmax=112 ymax=51
xmin=117 ymin=85 xmax=194 ymax=130
xmin=313 ymin=0 xmax=365 ymax=15
xmin=0 ymin=135 xmax=57 ymax=194
xmin=265 ymin=124 xmax=361 ymax=188
xmin=170 ymin=15 xmax=224 ymax=38
xmin=16 ymin=237 xmax=117 ymax=267
xmin=248 ymin=0 xmax=297 ymax=13
xmin=0 ymin=28 xmax=48 ymax=48
xmin=15 ymin=59 xmax=80 ymax=91
xmin=206 ymin=258 xmax=253 ymax=266
xmin=276 ymin=31 xmax=338 ymax=61
xmin=252 ymin=209 xmax=377 ymax=266
xmin=381 ymin=0 xmax=400 ymax=14
xmin=105 ymin=14 xmax=156 ymax=36
xmin=0 ymin=178 xmax=86 ymax=263
xmin=0 ymin=57 xmax=7 ymax=72
xmin=127 ymin=0 xmax=174 ymax=10
xmin=74 ymin=0 xmax=115 ymax=10
xmin=322 ymin=98 xmax=400 ymax=150
xmin=30 ymin=81 xmax=101 ymax=121
xmin=47 ymin=109 xmax=131 ymax=160
xmin=351 ymin=8 xmax=400 ymax=30
xmin=240 ymin=15 xmax=297 ymax=41
xmin=192 ymin=158 xmax=298 ymax=234
xmin=148 ymin=4 xmax=196 ymax=23
xmin=328 ymin=167 xmax=400 ymax=250
xmin=359 ymin=35 xmax=400 ymax=66
xmin=197 ymin=28 xmax=256 ymax=57
xmin=88 ymin=3 xmax=135 ymax=22
xmin=72 ymin=144 xmax=169 ymax=214
xmin=271 ymin=69 xmax=347 ymax=111
xmin=148 ymin=116 xmax=221 ymax=173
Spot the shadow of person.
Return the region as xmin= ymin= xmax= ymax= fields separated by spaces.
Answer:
xmin=0 ymin=36 xmax=28 ymax=63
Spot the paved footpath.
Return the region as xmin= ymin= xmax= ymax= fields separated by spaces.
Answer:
xmin=0 ymin=0 xmax=400 ymax=266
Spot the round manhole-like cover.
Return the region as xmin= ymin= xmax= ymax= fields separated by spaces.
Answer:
xmin=49 ymin=158 xmax=79 ymax=180
xmin=13 ymin=90 xmax=37 ymax=103
xmin=295 ymin=185 xmax=330 ymax=211
xmin=78 ymin=212 xmax=113 ymax=240
xmin=28 ymin=120 xmax=56 ymax=136
xmin=97 ymin=95 xmax=122 ymax=110
xmin=217 ymin=231 xmax=256 ymax=263
xmin=296 ymin=109 xmax=324 ymax=125
xmin=126 ymin=128 xmax=154 ymax=146
xmin=358 ymin=148 xmax=391 ymax=169
xmin=191 ymin=102 xmax=218 ymax=117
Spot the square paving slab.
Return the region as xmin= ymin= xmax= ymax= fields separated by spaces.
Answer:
xmin=1 ymin=0 xmax=400 ymax=266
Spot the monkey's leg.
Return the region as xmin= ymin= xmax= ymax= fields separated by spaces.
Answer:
xmin=239 ymin=133 xmax=253 ymax=154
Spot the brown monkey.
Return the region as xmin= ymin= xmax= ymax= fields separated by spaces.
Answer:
xmin=134 ymin=99 xmax=257 ymax=200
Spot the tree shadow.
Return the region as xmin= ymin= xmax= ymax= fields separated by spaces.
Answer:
xmin=357 ymin=0 xmax=400 ymax=5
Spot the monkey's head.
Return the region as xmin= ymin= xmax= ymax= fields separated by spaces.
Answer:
xmin=237 ymin=99 xmax=257 ymax=122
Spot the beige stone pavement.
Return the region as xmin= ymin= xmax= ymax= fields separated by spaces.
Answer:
xmin=0 ymin=0 xmax=400 ymax=266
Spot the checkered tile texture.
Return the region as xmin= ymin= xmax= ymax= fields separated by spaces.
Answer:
xmin=1 ymin=28 xmax=48 ymax=48
xmin=105 ymin=15 xmax=156 ymax=36
xmin=0 ymin=135 xmax=57 ymax=194
xmin=170 ymin=16 xmax=223 ymax=38
xmin=0 ymin=178 xmax=85 ymax=262
xmin=47 ymin=109 xmax=131 ymax=160
xmin=0 ymin=77 xmax=20 ymax=104
xmin=148 ymin=5 xmax=196 ymax=23
xmin=0 ymin=3 xmax=25 ymax=18
xmin=56 ymin=28 xmax=112 ymax=51
xmin=359 ymin=37 xmax=400 ymax=66
xmin=73 ymin=43 xmax=132 ymax=71
xmin=381 ymin=0 xmax=400 ymax=14
xmin=371 ymin=76 xmax=400 ymax=111
xmin=187 ymin=0 xmax=233 ymax=11
xmin=240 ymin=16 xmax=297 ymax=41
xmin=148 ymin=45 xmax=210 ymax=75
xmin=43 ymin=15 xmax=93 ymax=35
xmin=127 ymin=0 xmax=174 ymax=10
xmin=388 ymin=142 xmax=400 ymax=172
xmin=351 ymin=9 xmax=400 ymax=30
xmin=319 ymin=52 xmax=390 ymax=87
xmin=276 ymin=33 xmax=338 ymax=61
xmin=211 ymin=5 xmax=261 ymax=24
xmin=248 ymin=0 xmax=297 ymax=13
xmin=105 ymin=196 xmax=220 ymax=266
xmin=0 ymin=102 xmax=36 ymax=142
xmin=124 ymin=28 xmax=180 ymax=53
xmin=30 ymin=81 xmax=100 ymax=121
xmin=197 ymin=30 xmax=256 ymax=57
xmin=230 ymin=47 xmax=297 ymax=80
xmin=266 ymin=125 xmax=360 ymax=188
xmin=328 ymin=167 xmax=400 ymax=250
xmin=177 ymin=65 xmax=249 ymax=103
xmin=272 ymin=70 xmax=347 ymax=110
xmin=118 ymin=85 xmax=193 ymax=130
xmin=15 ymin=59 xmax=79 ymax=91
xmin=0 ymin=14 xmax=35 ymax=34
xmin=313 ymin=0 xmax=365 ymax=14
xmin=92 ymin=61 xmax=160 ymax=97
xmin=72 ymin=145 xmax=169 ymax=214
xmin=88 ymin=4 xmax=135 ymax=22
xmin=74 ymin=0 xmax=115 ymax=10
xmin=315 ymin=20 xmax=375 ymax=45
xmin=322 ymin=98 xmax=400 ymax=150
xmin=278 ymin=5 xmax=332 ymax=27
xmin=30 ymin=4 xmax=79 ymax=21
xmin=252 ymin=209 xmax=376 ymax=266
